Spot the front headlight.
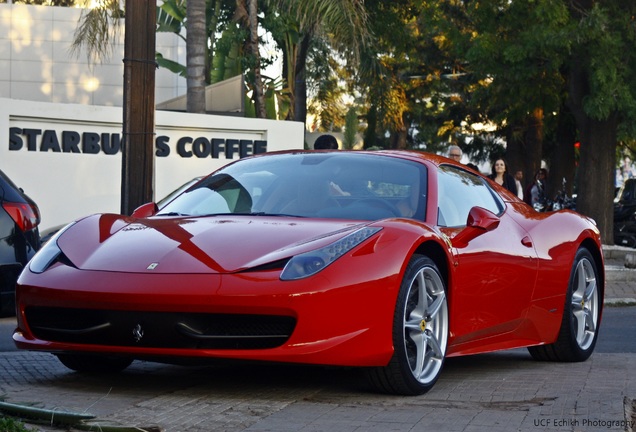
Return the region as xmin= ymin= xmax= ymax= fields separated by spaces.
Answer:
xmin=29 ymin=222 xmax=76 ymax=273
xmin=280 ymin=226 xmax=382 ymax=281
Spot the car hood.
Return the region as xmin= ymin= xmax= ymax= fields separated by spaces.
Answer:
xmin=56 ymin=213 xmax=367 ymax=274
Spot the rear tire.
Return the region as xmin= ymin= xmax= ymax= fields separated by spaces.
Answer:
xmin=366 ymin=255 xmax=448 ymax=395
xmin=528 ymin=248 xmax=601 ymax=362
xmin=57 ymin=353 xmax=133 ymax=373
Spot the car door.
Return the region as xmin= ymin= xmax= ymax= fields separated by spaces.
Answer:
xmin=436 ymin=165 xmax=538 ymax=346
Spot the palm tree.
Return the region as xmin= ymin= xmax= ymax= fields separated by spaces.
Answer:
xmin=235 ymin=0 xmax=267 ymax=118
xmin=186 ymin=0 xmax=207 ymax=113
xmin=266 ymin=0 xmax=372 ymax=124
xmin=69 ymin=0 xmax=124 ymax=65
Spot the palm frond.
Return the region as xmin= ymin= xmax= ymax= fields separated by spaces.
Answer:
xmin=68 ymin=0 xmax=124 ymax=65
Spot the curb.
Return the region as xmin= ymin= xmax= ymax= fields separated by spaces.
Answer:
xmin=606 ymin=265 xmax=636 ymax=282
xmin=605 ymin=297 xmax=636 ymax=306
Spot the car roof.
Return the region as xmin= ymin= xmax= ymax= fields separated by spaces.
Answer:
xmin=0 ymin=168 xmax=32 ymax=203
xmin=251 ymin=149 xmax=456 ymax=168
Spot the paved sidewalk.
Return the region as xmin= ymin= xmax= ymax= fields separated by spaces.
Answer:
xmin=0 ymin=249 xmax=633 ymax=432
xmin=603 ymin=245 xmax=636 ymax=305
xmin=0 ymin=348 xmax=634 ymax=432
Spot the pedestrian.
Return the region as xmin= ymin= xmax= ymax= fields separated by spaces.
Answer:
xmin=466 ymin=163 xmax=480 ymax=173
xmin=525 ymin=168 xmax=548 ymax=206
xmin=313 ymin=134 xmax=339 ymax=150
xmin=488 ymin=158 xmax=518 ymax=195
xmin=447 ymin=145 xmax=462 ymax=162
xmin=514 ymin=170 xmax=524 ymax=200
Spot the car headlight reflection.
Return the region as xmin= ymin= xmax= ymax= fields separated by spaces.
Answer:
xmin=280 ymin=226 xmax=382 ymax=280
xmin=29 ymin=222 xmax=76 ymax=273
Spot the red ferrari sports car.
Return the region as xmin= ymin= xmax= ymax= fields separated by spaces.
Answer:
xmin=14 ymin=150 xmax=603 ymax=395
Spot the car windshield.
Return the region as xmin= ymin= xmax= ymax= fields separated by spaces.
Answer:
xmin=158 ymin=153 xmax=427 ymax=221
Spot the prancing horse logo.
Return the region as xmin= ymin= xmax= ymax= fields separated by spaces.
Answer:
xmin=132 ymin=324 xmax=144 ymax=343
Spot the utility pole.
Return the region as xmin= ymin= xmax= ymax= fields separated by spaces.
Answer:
xmin=121 ymin=1 xmax=157 ymax=215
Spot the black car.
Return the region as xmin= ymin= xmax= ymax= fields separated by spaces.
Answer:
xmin=0 ymin=169 xmax=41 ymax=316
xmin=614 ymin=178 xmax=636 ymax=247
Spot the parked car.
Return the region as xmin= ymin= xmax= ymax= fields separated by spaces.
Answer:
xmin=15 ymin=150 xmax=603 ymax=395
xmin=614 ymin=178 xmax=636 ymax=247
xmin=0 ymin=169 xmax=41 ymax=316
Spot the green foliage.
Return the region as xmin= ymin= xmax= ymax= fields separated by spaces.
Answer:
xmin=211 ymin=27 xmax=245 ymax=83
xmin=464 ymin=0 xmax=570 ymax=124
xmin=156 ymin=0 xmax=186 ymax=37
xmin=0 ymin=416 xmax=35 ymax=432
xmin=305 ymin=37 xmax=351 ymax=131
xmin=11 ymin=0 xmax=77 ymax=5
xmin=577 ymin=4 xmax=636 ymax=121
xmin=244 ymin=94 xmax=256 ymax=118
xmin=264 ymin=78 xmax=291 ymax=120
xmin=155 ymin=53 xmax=186 ymax=77
xmin=343 ymin=107 xmax=358 ymax=149
xmin=68 ymin=0 xmax=124 ymax=65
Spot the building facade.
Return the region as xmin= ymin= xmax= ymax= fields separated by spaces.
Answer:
xmin=0 ymin=4 xmax=303 ymax=232
xmin=0 ymin=3 xmax=186 ymax=105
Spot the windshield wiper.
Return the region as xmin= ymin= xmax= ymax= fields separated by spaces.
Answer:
xmin=200 ymin=212 xmax=306 ymax=218
xmin=155 ymin=212 xmax=190 ymax=217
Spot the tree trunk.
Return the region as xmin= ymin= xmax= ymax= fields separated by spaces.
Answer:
xmin=248 ymin=0 xmax=267 ymax=118
xmin=283 ymin=37 xmax=296 ymax=120
xmin=565 ymin=0 xmax=616 ymax=244
xmin=568 ymin=55 xmax=615 ymax=242
xmin=506 ymin=111 xmax=543 ymax=194
xmin=549 ymin=105 xmax=577 ymax=197
xmin=121 ymin=0 xmax=156 ymax=215
xmin=504 ymin=123 xmax=524 ymax=182
xmin=208 ymin=0 xmax=223 ymax=84
xmin=293 ymin=34 xmax=311 ymax=124
xmin=390 ymin=112 xmax=408 ymax=149
xmin=363 ymin=106 xmax=378 ymax=149
xmin=236 ymin=0 xmax=266 ymax=118
xmin=524 ymin=108 xmax=544 ymax=187
xmin=186 ymin=0 xmax=207 ymax=113
xmin=575 ymin=114 xmax=616 ymax=244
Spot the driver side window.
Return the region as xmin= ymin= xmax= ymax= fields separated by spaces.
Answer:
xmin=437 ymin=165 xmax=503 ymax=227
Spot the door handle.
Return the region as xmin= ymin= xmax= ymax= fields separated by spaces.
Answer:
xmin=521 ymin=235 xmax=533 ymax=248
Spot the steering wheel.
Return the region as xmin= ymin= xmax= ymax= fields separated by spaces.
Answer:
xmin=355 ymin=198 xmax=402 ymax=217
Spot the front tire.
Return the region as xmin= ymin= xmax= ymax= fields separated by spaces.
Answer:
xmin=528 ymin=248 xmax=601 ymax=362
xmin=57 ymin=353 xmax=133 ymax=373
xmin=366 ymin=255 xmax=449 ymax=395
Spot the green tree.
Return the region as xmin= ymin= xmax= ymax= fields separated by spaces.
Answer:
xmin=405 ymin=0 xmax=636 ymax=242
xmin=265 ymin=0 xmax=372 ymax=124
xmin=330 ymin=0 xmax=635 ymax=244
xmin=304 ymin=37 xmax=349 ymax=131
xmin=458 ymin=0 xmax=571 ymax=184
xmin=235 ymin=0 xmax=267 ymax=118
xmin=361 ymin=0 xmax=481 ymax=151
xmin=356 ymin=0 xmax=418 ymax=149
xmin=10 ymin=0 xmax=77 ymax=5
xmin=343 ymin=106 xmax=358 ymax=149
xmin=157 ymin=0 xmax=279 ymax=119
xmin=564 ymin=1 xmax=636 ymax=243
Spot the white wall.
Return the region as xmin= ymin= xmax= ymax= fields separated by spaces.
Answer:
xmin=1 ymin=98 xmax=304 ymax=232
xmin=0 ymin=3 xmax=186 ymax=106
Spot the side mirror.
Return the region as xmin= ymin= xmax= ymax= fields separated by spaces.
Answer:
xmin=131 ymin=202 xmax=158 ymax=218
xmin=452 ymin=206 xmax=500 ymax=248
